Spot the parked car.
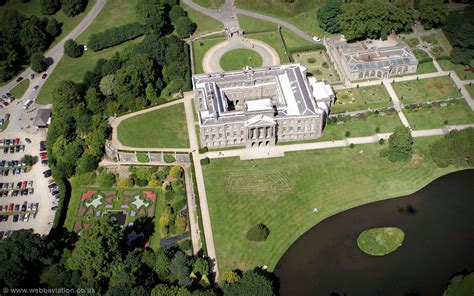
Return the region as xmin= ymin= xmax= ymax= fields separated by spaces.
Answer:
xmin=43 ymin=170 xmax=52 ymax=177
xmin=16 ymin=77 xmax=23 ymax=83
xmin=33 ymin=85 xmax=39 ymax=91
xmin=25 ymin=138 xmax=31 ymax=144
xmin=13 ymin=214 xmax=19 ymax=222
xmin=51 ymin=206 xmax=58 ymax=211
xmin=42 ymin=73 xmax=47 ymax=79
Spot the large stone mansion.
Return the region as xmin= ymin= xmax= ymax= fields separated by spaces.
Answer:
xmin=192 ymin=64 xmax=335 ymax=148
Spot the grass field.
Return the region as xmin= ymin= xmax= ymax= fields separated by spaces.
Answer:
xmin=393 ymin=76 xmax=461 ymax=104
xmin=292 ymin=50 xmax=339 ymax=83
xmin=9 ymin=79 xmax=30 ymax=99
xmin=219 ymin=49 xmax=263 ymax=71
xmin=438 ymin=60 xmax=474 ymax=80
xmin=247 ymin=32 xmax=287 ymax=63
xmin=333 ymin=85 xmax=392 ymax=113
xmin=416 ymin=61 xmax=437 ymax=74
xmin=117 ymin=103 xmax=189 ymax=148
xmin=2 ymin=0 xmax=97 ymax=48
xmin=203 ymin=137 xmax=460 ymax=272
xmin=183 ymin=3 xmax=223 ymax=36
xmin=193 ymin=0 xmax=225 ymax=9
xmin=280 ymin=28 xmax=314 ymax=50
xmin=36 ymin=0 xmax=140 ymax=105
xmin=193 ymin=37 xmax=226 ymax=74
xmin=404 ymin=100 xmax=474 ymax=130
xmin=357 ymin=227 xmax=405 ymax=256
xmin=467 ymin=84 xmax=474 ymax=97
xmin=238 ymin=14 xmax=278 ymax=33
xmin=235 ymin=0 xmax=326 ymax=37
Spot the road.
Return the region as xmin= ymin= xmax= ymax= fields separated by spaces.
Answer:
xmin=0 ymin=0 xmax=107 ymax=104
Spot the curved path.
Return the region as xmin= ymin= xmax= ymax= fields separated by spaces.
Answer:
xmin=0 ymin=0 xmax=107 ymax=103
xmin=202 ymin=37 xmax=280 ymax=73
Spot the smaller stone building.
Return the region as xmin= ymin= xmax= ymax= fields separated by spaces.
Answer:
xmin=325 ymin=35 xmax=418 ymax=82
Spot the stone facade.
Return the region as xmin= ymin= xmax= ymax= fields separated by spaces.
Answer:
xmin=193 ymin=64 xmax=335 ymax=148
xmin=325 ymin=35 xmax=418 ymax=82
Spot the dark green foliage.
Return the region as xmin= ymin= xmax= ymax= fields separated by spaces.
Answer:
xmin=221 ymin=269 xmax=274 ymax=296
xmin=169 ymin=5 xmax=186 ymax=23
xmin=200 ymin=157 xmax=210 ymax=165
xmin=76 ymin=154 xmax=98 ymax=174
xmin=198 ymin=146 xmax=208 ymax=153
xmin=97 ymin=170 xmax=116 ymax=188
xmin=385 ymin=126 xmax=413 ymax=162
xmin=317 ymin=0 xmax=342 ymax=33
xmin=64 ymin=39 xmax=83 ymax=58
xmin=444 ymin=6 xmax=474 ymax=66
xmin=345 ymin=131 xmax=351 ymax=137
xmin=349 ymin=143 xmax=355 ymax=149
xmin=164 ymin=154 xmax=176 ymax=163
xmin=30 ymin=52 xmax=47 ymax=72
xmin=246 ymin=224 xmax=270 ymax=242
xmin=169 ymin=251 xmax=192 ymax=286
xmin=136 ymin=178 xmax=148 ymax=187
xmin=174 ymin=16 xmax=196 ymax=38
xmin=40 ymin=0 xmax=61 ymax=15
xmin=88 ymin=22 xmax=145 ymax=52
xmin=21 ymin=16 xmax=49 ymax=57
xmin=429 ymin=128 xmax=474 ymax=168
xmin=419 ymin=5 xmax=447 ymax=30
xmin=62 ymin=0 xmax=88 ymax=17
xmin=46 ymin=18 xmax=61 ymax=37
xmin=21 ymin=154 xmax=37 ymax=166
xmin=136 ymin=0 xmax=164 ymax=22
xmin=379 ymin=138 xmax=385 ymax=145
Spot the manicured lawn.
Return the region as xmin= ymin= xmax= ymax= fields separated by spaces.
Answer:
xmin=333 ymin=85 xmax=392 ymax=113
xmin=416 ymin=61 xmax=437 ymax=74
xmin=393 ymin=76 xmax=462 ymax=104
xmin=404 ymin=100 xmax=474 ymax=130
xmin=3 ymin=0 xmax=97 ymax=48
xmin=193 ymin=37 xmax=226 ymax=74
xmin=219 ymin=49 xmax=263 ymax=71
xmin=281 ymin=28 xmax=314 ymax=50
xmin=466 ymin=84 xmax=474 ymax=97
xmin=357 ymin=227 xmax=405 ymax=256
xmin=238 ymin=14 xmax=278 ymax=33
xmin=203 ymin=137 xmax=459 ymax=272
xmin=193 ymin=0 xmax=224 ymax=9
xmin=183 ymin=3 xmax=223 ymax=36
xmin=413 ymin=48 xmax=430 ymax=60
xmin=438 ymin=60 xmax=474 ymax=80
xmin=235 ymin=0 xmax=326 ymax=37
xmin=9 ymin=79 xmax=30 ymax=99
xmin=36 ymin=0 xmax=140 ymax=105
xmin=292 ymin=50 xmax=340 ymax=83
xmin=247 ymin=32 xmax=287 ymax=63
xmin=117 ymin=103 xmax=189 ymax=148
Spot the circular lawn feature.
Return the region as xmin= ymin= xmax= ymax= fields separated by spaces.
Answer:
xmin=357 ymin=227 xmax=405 ymax=256
xmin=219 ymin=48 xmax=263 ymax=71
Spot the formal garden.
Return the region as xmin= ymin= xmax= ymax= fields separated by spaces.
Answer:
xmin=333 ymin=85 xmax=392 ymax=113
xmin=292 ymin=50 xmax=340 ymax=84
xmin=393 ymin=76 xmax=462 ymax=104
xmin=65 ymin=165 xmax=189 ymax=250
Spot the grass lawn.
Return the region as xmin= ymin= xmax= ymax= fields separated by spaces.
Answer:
xmin=117 ymin=103 xmax=189 ymax=148
xmin=393 ymin=76 xmax=462 ymax=104
xmin=203 ymin=136 xmax=461 ymax=272
xmin=235 ymin=0 xmax=326 ymax=37
xmin=333 ymin=85 xmax=392 ymax=113
xmin=238 ymin=14 xmax=278 ymax=33
xmin=466 ymin=84 xmax=474 ymax=97
xmin=219 ymin=49 xmax=263 ymax=71
xmin=404 ymin=100 xmax=474 ymax=130
xmin=438 ymin=60 xmax=474 ymax=80
xmin=416 ymin=61 xmax=437 ymax=74
xmin=357 ymin=227 xmax=405 ymax=256
xmin=3 ymin=0 xmax=97 ymax=48
xmin=280 ymin=28 xmax=314 ymax=50
xmin=193 ymin=37 xmax=226 ymax=74
xmin=193 ymin=0 xmax=225 ymax=9
xmin=9 ymin=79 xmax=30 ymax=99
xmin=292 ymin=50 xmax=340 ymax=83
xmin=247 ymin=32 xmax=288 ymax=63
xmin=36 ymin=0 xmax=140 ymax=105
xmin=436 ymin=30 xmax=452 ymax=54
xmin=0 ymin=119 xmax=9 ymax=132
xmin=183 ymin=3 xmax=223 ymax=36
xmin=413 ymin=48 xmax=430 ymax=60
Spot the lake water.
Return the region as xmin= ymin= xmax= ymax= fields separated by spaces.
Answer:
xmin=274 ymin=170 xmax=474 ymax=295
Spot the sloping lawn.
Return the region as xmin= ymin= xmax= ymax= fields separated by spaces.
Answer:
xmin=117 ymin=103 xmax=189 ymax=148
xmin=246 ymin=32 xmax=287 ymax=63
xmin=183 ymin=3 xmax=223 ymax=36
xmin=193 ymin=37 xmax=226 ymax=74
xmin=203 ymin=137 xmax=460 ymax=272
xmin=238 ymin=14 xmax=278 ymax=33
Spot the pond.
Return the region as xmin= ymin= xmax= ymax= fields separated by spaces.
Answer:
xmin=274 ymin=170 xmax=474 ymax=295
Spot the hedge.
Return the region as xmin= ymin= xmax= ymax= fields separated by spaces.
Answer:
xmin=418 ymin=57 xmax=433 ymax=64
xmin=88 ymin=22 xmax=145 ymax=52
xmin=200 ymin=157 xmax=210 ymax=165
xmin=435 ymin=55 xmax=450 ymax=61
xmin=288 ymin=44 xmax=326 ymax=55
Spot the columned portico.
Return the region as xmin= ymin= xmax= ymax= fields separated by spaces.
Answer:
xmin=245 ymin=115 xmax=276 ymax=148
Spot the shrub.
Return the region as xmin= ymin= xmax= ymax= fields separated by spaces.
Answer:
xmin=307 ymin=57 xmax=316 ymax=64
xmin=313 ymin=69 xmax=322 ymax=75
xmin=64 ymin=39 xmax=83 ymax=58
xmin=163 ymin=154 xmax=175 ymax=163
xmin=168 ymin=166 xmax=183 ymax=179
xmin=345 ymin=131 xmax=351 ymax=137
xmin=117 ymin=178 xmax=133 ymax=187
xmin=379 ymin=138 xmax=385 ymax=145
xmin=41 ymin=0 xmax=61 ymax=16
xmin=21 ymin=155 xmax=37 ymax=166
xmin=97 ymin=171 xmax=116 ymax=188
xmin=200 ymin=157 xmax=210 ymax=165
xmin=175 ymin=214 xmax=187 ymax=233
xmin=386 ymin=126 xmax=413 ymax=162
xmin=429 ymin=128 xmax=473 ymax=168
xmin=178 ymin=239 xmax=192 ymax=251
xmin=349 ymin=143 xmax=355 ymax=149
xmin=62 ymin=0 xmax=87 ymax=17
xmin=246 ymin=223 xmax=270 ymax=242
xmin=375 ymin=127 xmax=380 ymax=133
xmin=135 ymin=178 xmax=148 ymax=187
xmin=88 ymin=22 xmax=145 ymax=52
xmin=198 ymin=146 xmax=208 ymax=154
xmin=136 ymin=152 xmax=150 ymax=163
xmin=321 ymin=61 xmax=329 ymax=68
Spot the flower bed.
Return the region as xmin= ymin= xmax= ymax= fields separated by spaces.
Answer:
xmin=80 ymin=191 xmax=95 ymax=202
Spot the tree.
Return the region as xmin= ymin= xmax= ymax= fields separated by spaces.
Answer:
xmin=97 ymin=170 xmax=116 ymax=188
xmin=136 ymin=0 xmax=164 ymax=22
xmin=174 ymin=16 xmax=196 ymax=38
xmin=221 ymin=270 xmax=273 ymax=296
xmin=192 ymin=258 xmax=209 ymax=277
xmin=85 ymin=87 xmax=103 ymax=114
xmin=0 ymin=42 xmax=20 ymax=82
xmin=64 ymin=39 xmax=83 ymax=58
xmin=45 ymin=18 xmax=61 ymax=37
xmin=99 ymin=74 xmax=116 ymax=96
xmin=66 ymin=215 xmax=124 ymax=282
xmin=444 ymin=272 xmax=474 ymax=296
xmin=21 ymin=154 xmax=37 ymax=166
xmin=21 ymin=16 xmax=50 ymax=57
xmin=386 ymin=126 xmax=413 ymax=162
xmin=40 ymin=0 xmax=61 ymax=15
xmin=169 ymin=5 xmax=186 ymax=23
xmin=62 ymin=0 xmax=87 ymax=17
xmin=246 ymin=224 xmax=270 ymax=242
xmin=169 ymin=251 xmax=192 ymax=286
xmin=76 ymin=154 xmax=97 ymax=174
xmin=429 ymin=128 xmax=474 ymax=168
xmin=221 ymin=271 xmax=240 ymax=284
xmin=317 ymin=0 xmax=342 ymax=34
xmin=30 ymin=52 xmax=47 ymax=73
xmin=419 ymin=5 xmax=447 ymax=30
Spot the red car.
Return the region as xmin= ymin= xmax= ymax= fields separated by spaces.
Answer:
xmin=40 ymin=153 xmax=48 ymax=160
xmin=8 ymin=203 xmax=14 ymax=212
xmin=22 ymin=181 xmax=27 ymax=188
xmin=14 ymin=138 xmax=20 ymax=145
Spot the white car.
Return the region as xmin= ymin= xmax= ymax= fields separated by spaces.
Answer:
xmin=313 ymin=36 xmax=321 ymax=42
xmin=24 ymin=213 xmax=30 ymax=222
